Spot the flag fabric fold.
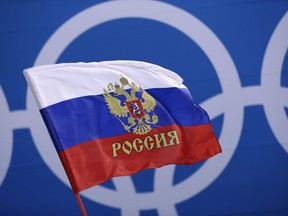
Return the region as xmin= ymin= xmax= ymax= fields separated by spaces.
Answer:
xmin=24 ymin=60 xmax=221 ymax=193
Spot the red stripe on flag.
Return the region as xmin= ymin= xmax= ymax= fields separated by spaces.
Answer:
xmin=59 ymin=124 xmax=221 ymax=193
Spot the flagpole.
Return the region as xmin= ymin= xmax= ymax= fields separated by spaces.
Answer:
xmin=74 ymin=193 xmax=88 ymax=216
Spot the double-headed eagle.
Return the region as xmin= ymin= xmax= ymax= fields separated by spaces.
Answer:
xmin=103 ymin=76 xmax=158 ymax=135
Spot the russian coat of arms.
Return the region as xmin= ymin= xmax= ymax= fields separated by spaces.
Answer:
xmin=103 ymin=76 xmax=158 ymax=135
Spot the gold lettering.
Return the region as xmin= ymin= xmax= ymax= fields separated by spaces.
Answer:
xmin=133 ymin=138 xmax=143 ymax=153
xmin=144 ymin=136 xmax=154 ymax=150
xmin=164 ymin=130 xmax=180 ymax=146
xmin=112 ymin=143 xmax=121 ymax=157
xmin=111 ymin=130 xmax=181 ymax=157
xmin=122 ymin=141 xmax=133 ymax=155
xmin=154 ymin=133 xmax=167 ymax=148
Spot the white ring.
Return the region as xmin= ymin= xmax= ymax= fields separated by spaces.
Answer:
xmin=261 ymin=11 xmax=288 ymax=153
xmin=0 ymin=86 xmax=13 ymax=187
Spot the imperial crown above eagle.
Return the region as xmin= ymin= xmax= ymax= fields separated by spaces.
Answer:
xmin=103 ymin=76 xmax=158 ymax=135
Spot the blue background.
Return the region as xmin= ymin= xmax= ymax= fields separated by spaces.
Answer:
xmin=0 ymin=1 xmax=287 ymax=215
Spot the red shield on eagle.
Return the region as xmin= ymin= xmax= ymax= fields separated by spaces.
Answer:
xmin=126 ymin=100 xmax=145 ymax=119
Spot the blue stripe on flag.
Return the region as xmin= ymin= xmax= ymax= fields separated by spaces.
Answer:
xmin=40 ymin=87 xmax=210 ymax=152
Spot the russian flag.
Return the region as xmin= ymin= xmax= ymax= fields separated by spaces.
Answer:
xmin=24 ymin=60 xmax=221 ymax=193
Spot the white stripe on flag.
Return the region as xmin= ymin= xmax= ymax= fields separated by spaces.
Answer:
xmin=24 ymin=61 xmax=185 ymax=109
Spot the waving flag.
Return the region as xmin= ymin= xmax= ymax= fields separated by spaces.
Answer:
xmin=24 ymin=60 xmax=221 ymax=194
